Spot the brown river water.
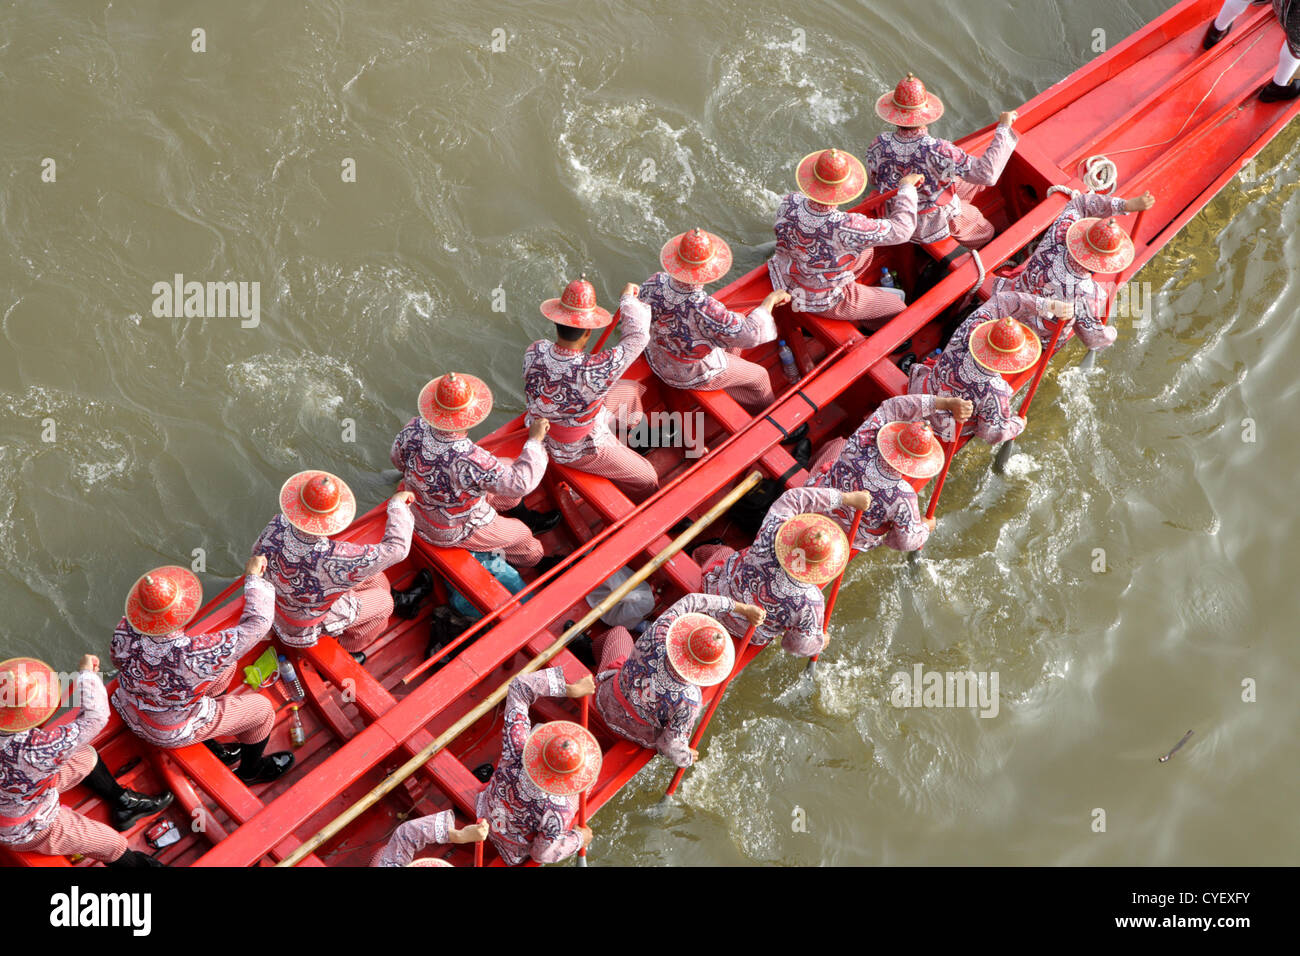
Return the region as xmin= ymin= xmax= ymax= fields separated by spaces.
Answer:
xmin=0 ymin=0 xmax=1296 ymax=865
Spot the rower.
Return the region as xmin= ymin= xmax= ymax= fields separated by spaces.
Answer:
xmin=591 ymin=594 xmax=765 ymax=767
xmin=640 ymin=228 xmax=790 ymax=413
xmin=0 ymin=655 xmax=172 ymax=867
xmin=805 ymin=395 xmax=972 ymax=554
xmin=866 ymin=74 xmax=1019 ymax=248
xmin=908 ymin=291 xmax=1075 ymax=446
xmin=1205 ymin=1 xmax=1300 ymax=101
xmin=391 ymin=373 xmax=560 ymax=569
xmin=697 ymin=488 xmax=870 ymax=658
xmin=993 ymin=187 xmax=1155 ymax=359
xmin=371 ymin=811 xmax=489 ymax=867
xmin=252 ymin=472 xmax=422 ymax=661
xmin=524 ymin=276 xmax=659 ymax=498
xmin=767 ymin=148 xmax=921 ymax=327
xmin=110 ymin=557 xmax=295 ymax=785
xmin=477 ymin=669 xmax=600 ymax=865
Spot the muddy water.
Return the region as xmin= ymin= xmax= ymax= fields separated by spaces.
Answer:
xmin=1 ymin=0 xmax=1295 ymax=865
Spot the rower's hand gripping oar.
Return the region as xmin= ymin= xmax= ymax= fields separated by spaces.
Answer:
xmin=806 ymin=507 xmax=864 ymax=677
xmin=993 ymin=312 xmax=1071 ymax=474
xmin=662 ymin=617 xmax=761 ymax=801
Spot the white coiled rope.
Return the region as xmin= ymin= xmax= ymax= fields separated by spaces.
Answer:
xmin=1079 ymin=155 xmax=1119 ymax=193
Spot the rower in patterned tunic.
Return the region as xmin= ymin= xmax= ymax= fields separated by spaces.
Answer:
xmin=591 ymin=594 xmax=765 ymax=767
xmin=524 ymin=276 xmax=658 ymax=498
xmin=908 ymin=291 xmax=1075 ymax=446
xmin=1205 ymin=1 xmax=1300 ymax=101
xmin=391 ymin=373 xmax=558 ymax=568
xmin=805 ymin=394 xmax=971 ymax=554
xmin=0 ymin=655 xmax=172 ymax=867
xmin=370 ymin=810 xmax=489 ymax=867
xmin=110 ymin=557 xmax=296 ymax=785
xmin=477 ymin=668 xmax=600 ymax=865
xmin=640 ymin=227 xmax=789 ymax=413
xmin=697 ymin=487 xmax=869 ymax=658
xmin=993 ymin=187 xmax=1155 ymax=360
xmin=866 ymin=74 xmax=1019 ymax=247
xmin=767 ymin=147 xmax=921 ymax=327
xmin=252 ymin=471 xmax=419 ymax=660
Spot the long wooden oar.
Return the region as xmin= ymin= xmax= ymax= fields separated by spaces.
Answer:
xmin=276 ymin=469 xmax=764 ymax=866
xmin=805 ymin=508 xmax=863 ymax=677
xmin=664 ymin=619 xmax=759 ymax=799
xmin=577 ymin=696 xmax=590 ymax=867
xmin=1081 ymin=205 xmax=1151 ymax=371
xmin=474 ymin=819 xmax=485 ymax=868
xmin=924 ymin=422 xmax=961 ymax=522
xmin=993 ymin=314 xmax=1069 ymax=474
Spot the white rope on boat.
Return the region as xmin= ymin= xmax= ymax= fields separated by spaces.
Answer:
xmin=1080 ymin=155 xmax=1119 ymax=193
xmin=1068 ymin=30 xmax=1267 ymax=195
xmin=968 ymin=247 xmax=986 ymax=296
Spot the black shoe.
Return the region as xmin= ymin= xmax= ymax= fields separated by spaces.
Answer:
xmin=236 ymin=751 xmax=295 ymax=786
xmin=568 ymin=633 xmax=596 ymax=671
xmin=629 ymin=419 xmax=677 ymax=455
xmin=791 ymin=437 xmax=812 ymax=469
xmin=533 ymin=554 xmax=569 ymax=575
xmin=106 ymin=849 xmax=167 ymax=868
xmin=503 ymin=504 xmax=561 ymax=534
xmin=779 ymin=423 xmax=809 ymax=446
xmin=472 ymin=762 xmax=494 ymax=783
xmin=351 ymin=651 xmax=367 ymax=666
xmin=1259 ymin=79 xmax=1300 ymax=102
xmin=391 ymin=569 xmax=434 ymax=620
xmin=1203 ymin=22 xmax=1230 ymax=49
xmin=112 ymin=790 xmax=174 ymax=831
xmin=203 ymin=740 xmax=242 ymax=767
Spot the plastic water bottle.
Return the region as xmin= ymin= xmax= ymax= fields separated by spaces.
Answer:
xmin=880 ymin=267 xmax=895 ymax=288
xmin=278 ymin=655 xmax=305 ymax=702
xmin=778 ymin=340 xmax=800 ymax=383
xmin=289 ymin=705 xmax=306 ymax=748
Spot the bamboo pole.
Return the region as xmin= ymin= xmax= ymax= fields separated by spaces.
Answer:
xmin=275 ymin=469 xmax=764 ymax=867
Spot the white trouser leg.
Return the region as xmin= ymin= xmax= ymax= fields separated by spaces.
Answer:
xmin=1214 ymin=0 xmax=1252 ymax=30
xmin=1275 ymin=44 xmax=1300 ymax=84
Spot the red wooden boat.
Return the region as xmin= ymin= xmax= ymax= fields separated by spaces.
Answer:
xmin=7 ymin=0 xmax=1297 ymax=867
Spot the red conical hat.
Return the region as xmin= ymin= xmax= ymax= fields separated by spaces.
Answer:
xmin=660 ymin=228 xmax=733 ymax=285
xmin=279 ymin=470 xmax=357 ymax=537
xmin=773 ymin=514 xmax=850 ymax=586
xmin=418 ymin=372 xmax=493 ymax=432
xmin=1065 ymin=216 xmax=1134 ymax=274
xmin=125 ymin=566 xmax=203 ymax=636
xmin=407 ymin=857 xmax=454 ymax=867
xmin=969 ymin=316 xmax=1042 ymax=375
xmin=876 ymin=420 xmax=945 ymax=479
xmin=795 ymin=148 xmax=868 ymax=206
xmin=0 ymin=658 xmax=59 ymax=734
xmin=540 ymin=274 xmax=613 ymax=330
xmin=523 ymin=720 xmax=602 ymax=796
xmin=876 ymin=73 xmax=944 ymax=127
xmin=665 ymin=613 xmax=736 ymax=686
